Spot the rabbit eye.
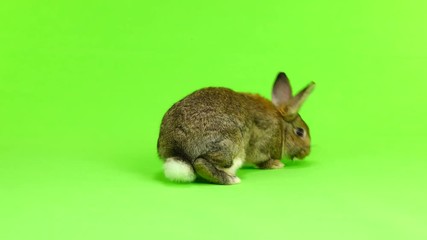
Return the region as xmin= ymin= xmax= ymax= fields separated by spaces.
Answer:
xmin=295 ymin=127 xmax=304 ymax=137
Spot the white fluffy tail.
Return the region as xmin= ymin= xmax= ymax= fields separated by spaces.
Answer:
xmin=163 ymin=157 xmax=196 ymax=182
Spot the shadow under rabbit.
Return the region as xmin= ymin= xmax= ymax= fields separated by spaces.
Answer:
xmin=154 ymin=159 xmax=315 ymax=185
xmin=154 ymin=171 xmax=235 ymax=187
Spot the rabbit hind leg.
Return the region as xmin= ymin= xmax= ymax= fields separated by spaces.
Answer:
xmin=193 ymin=138 xmax=244 ymax=185
xmin=193 ymin=157 xmax=241 ymax=185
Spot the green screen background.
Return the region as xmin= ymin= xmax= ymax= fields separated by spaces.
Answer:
xmin=1 ymin=1 xmax=426 ymax=239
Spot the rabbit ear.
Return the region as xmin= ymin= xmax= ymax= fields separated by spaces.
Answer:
xmin=287 ymin=82 xmax=315 ymax=115
xmin=272 ymin=72 xmax=293 ymax=107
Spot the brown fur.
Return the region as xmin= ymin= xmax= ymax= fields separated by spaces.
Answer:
xmin=157 ymin=72 xmax=315 ymax=184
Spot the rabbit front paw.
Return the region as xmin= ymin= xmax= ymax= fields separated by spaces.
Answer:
xmin=257 ymin=159 xmax=285 ymax=169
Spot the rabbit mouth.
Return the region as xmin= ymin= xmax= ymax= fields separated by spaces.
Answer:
xmin=291 ymin=150 xmax=309 ymax=160
xmin=293 ymin=148 xmax=310 ymax=160
xmin=286 ymin=148 xmax=310 ymax=160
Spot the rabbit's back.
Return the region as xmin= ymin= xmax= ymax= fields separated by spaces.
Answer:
xmin=168 ymin=87 xmax=250 ymax=130
xmin=158 ymin=88 xmax=250 ymax=160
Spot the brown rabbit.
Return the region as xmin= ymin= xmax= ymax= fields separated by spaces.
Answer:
xmin=157 ymin=72 xmax=315 ymax=184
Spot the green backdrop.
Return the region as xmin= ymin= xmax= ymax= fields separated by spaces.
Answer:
xmin=1 ymin=0 xmax=426 ymax=239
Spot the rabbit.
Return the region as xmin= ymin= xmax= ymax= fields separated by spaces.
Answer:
xmin=157 ymin=72 xmax=315 ymax=185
